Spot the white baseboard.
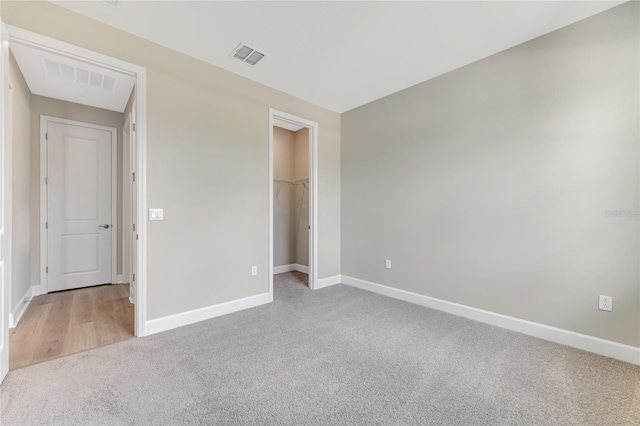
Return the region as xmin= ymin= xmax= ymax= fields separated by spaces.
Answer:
xmin=315 ymin=275 xmax=342 ymax=290
xmin=31 ymin=285 xmax=46 ymax=297
xmin=144 ymin=292 xmax=270 ymax=336
xmin=294 ymin=264 xmax=309 ymax=274
xmin=9 ymin=286 xmax=33 ymax=328
xmin=116 ymin=274 xmax=124 ymax=284
xmin=273 ymin=264 xmax=309 ymax=274
xmin=273 ymin=264 xmax=295 ymax=274
xmin=341 ymin=275 xmax=640 ymax=366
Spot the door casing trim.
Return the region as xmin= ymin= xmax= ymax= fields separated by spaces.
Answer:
xmin=5 ymin=24 xmax=148 ymax=337
xmin=268 ymin=108 xmax=319 ymax=300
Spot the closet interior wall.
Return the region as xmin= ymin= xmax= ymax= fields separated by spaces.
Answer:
xmin=273 ymin=126 xmax=309 ymax=271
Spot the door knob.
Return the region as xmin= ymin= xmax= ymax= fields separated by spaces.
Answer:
xmin=99 ymin=224 xmax=110 ymax=229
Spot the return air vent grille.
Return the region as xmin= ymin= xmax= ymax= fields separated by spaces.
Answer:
xmin=41 ymin=57 xmax=118 ymax=92
xmin=231 ymin=43 xmax=266 ymax=66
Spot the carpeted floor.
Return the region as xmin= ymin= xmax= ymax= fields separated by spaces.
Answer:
xmin=1 ymin=272 xmax=639 ymax=425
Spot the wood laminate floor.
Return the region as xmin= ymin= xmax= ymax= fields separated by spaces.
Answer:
xmin=9 ymin=284 xmax=134 ymax=371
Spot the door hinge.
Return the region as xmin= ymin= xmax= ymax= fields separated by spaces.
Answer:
xmin=46 ymin=266 xmax=48 ymax=273
xmin=136 ymin=234 xmax=139 ymax=241
xmin=133 ymin=273 xmax=136 ymax=282
xmin=132 ymin=172 xmax=136 ymax=182
xmin=133 ymin=223 xmax=136 ymax=232
xmin=45 ymin=177 xmax=48 ymax=185
xmin=133 ymin=123 xmax=136 ymax=132
xmin=45 ymin=222 xmax=48 ymax=229
xmin=45 ymin=132 xmax=48 ymax=141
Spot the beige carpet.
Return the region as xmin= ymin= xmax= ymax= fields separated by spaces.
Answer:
xmin=1 ymin=272 xmax=639 ymax=425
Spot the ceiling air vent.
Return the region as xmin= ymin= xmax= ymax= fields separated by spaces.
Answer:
xmin=41 ymin=57 xmax=118 ymax=92
xmin=231 ymin=43 xmax=266 ymax=66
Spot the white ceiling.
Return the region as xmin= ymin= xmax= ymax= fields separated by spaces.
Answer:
xmin=10 ymin=42 xmax=136 ymax=112
xmin=54 ymin=1 xmax=625 ymax=113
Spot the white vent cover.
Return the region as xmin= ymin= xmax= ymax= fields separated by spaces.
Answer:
xmin=41 ymin=57 xmax=118 ymax=92
xmin=231 ymin=43 xmax=266 ymax=66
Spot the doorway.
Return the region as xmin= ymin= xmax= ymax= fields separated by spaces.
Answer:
xmin=42 ymin=117 xmax=117 ymax=292
xmin=0 ymin=24 xmax=147 ymax=379
xmin=269 ymin=109 xmax=318 ymax=301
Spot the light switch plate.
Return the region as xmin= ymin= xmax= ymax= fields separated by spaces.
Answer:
xmin=149 ymin=208 xmax=164 ymax=221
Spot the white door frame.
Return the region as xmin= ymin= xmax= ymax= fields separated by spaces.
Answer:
xmin=40 ymin=116 xmax=117 ymax=292
xmin=5 ymin=25 xmax=148 ymax=337
xmin=268 ymin=108 xmax=319 ymax=301
xmin=1 ymin=21 xmax=10 ymax=383
xmin=122 ymin=113 xmax=131 ymax=285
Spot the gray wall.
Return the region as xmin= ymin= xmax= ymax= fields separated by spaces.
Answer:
xmin=2 ymin=0 xmax=341 ymax=321
xmin=341 ymin=2 xmax=639 ymax=347
xmin=9 ymin=51 xmax=32 ymax=311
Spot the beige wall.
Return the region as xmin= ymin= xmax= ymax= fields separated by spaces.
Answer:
xmin=30 ymin=96 xmax=125 ymax=283
xmin=9 ymin=51 xmax=32 ymax=311
xmin=273 ymin=127 xmax=296 ymax=267
xmin=294 ymin=128 xmax=309 ymax=180
xmin=341 ymin=2 xmax=639 ymax=347
xmin=2 ymin=1 xmax=341 ymax=320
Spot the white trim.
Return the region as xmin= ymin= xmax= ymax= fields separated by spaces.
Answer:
xmin=135 ymin=73 xmax=147 ymax=337
xmin=269 ymin=109 xmax=319 ymax=301
xmin=40 ymin=116 xmax=117 ymax=291
xmin=7 ymin=26 xmax=148 ymax=337
xmin=273 ymin=264 xmax=294 ymax=274
xmin=0 ymin=21 xmax=8 ymax=383
xmin=145 ymin=292 xmax=270 ymax=336
xmin=9 ymin=286 xmax=32 ymax=328
xmin=341 ymin=275 xmax=640 ymax=366
xmin=314 ymin=275 xmax=342 ymax=290
xmin=273 ymin=264 xmax=309 ymax=274
xmin=110 ymin=120 xmax=117 ymax=284
xmin=268 ymin=113 xmax=274 ymax=303
xmin=30 ymin=284 xmax=45 ymax=297
xmin=122 ymin=114 xmax=131 ymax=283
xmin=294 ymin=264 xmax=309 ymax=274
xmin=39 ymin=117 xmax=46 ymax=293
xmin=116 ymin=274 xmax=124 ymax=284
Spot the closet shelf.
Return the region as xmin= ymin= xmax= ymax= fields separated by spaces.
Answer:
xmin=274 ymin=178 xmax=309 ymax=184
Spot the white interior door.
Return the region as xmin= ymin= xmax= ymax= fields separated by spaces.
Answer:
xmin=130 ymin=105 xmax=137 ymax=303
xmin=46 ymin=119 xmax=115 ymax=292
xmin=1 ymin=21 xmax=10 ymax=384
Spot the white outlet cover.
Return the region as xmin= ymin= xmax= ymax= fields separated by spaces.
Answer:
xmin=598 ymin=295 xmax=612 ymax=312
xmin=251 ymin=266 xmax=257 ymax=276
xmin=149 ymin=208 xmax=164 ymax=221
xmin=385 ymin=259 xmax=391 ymax=269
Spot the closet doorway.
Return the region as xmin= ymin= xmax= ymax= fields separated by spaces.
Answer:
xmin=269 ymin=109 xmax=318 ymax=301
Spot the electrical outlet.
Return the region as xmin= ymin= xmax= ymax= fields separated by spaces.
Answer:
xmin=251 ymin=266 xmax=257 ymax=276
xmin=598 ymin=295 xmax=612 ymax=312
xmin=385 ymin=259 xmax=392 ymax=269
